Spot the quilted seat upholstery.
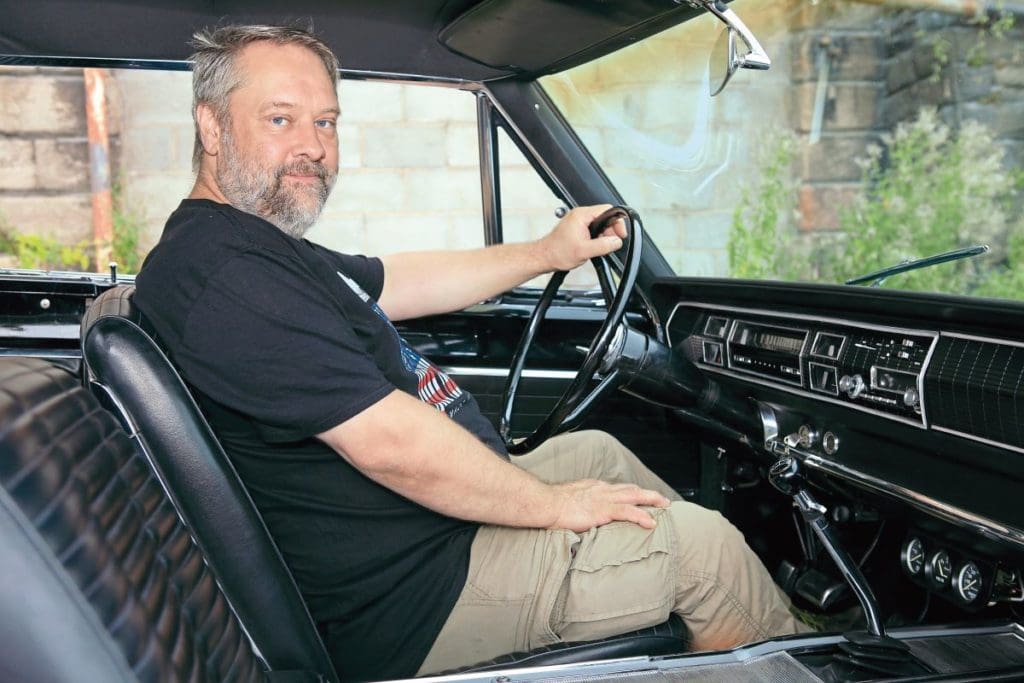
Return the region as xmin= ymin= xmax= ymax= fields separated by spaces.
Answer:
xmin=0 ymin=357 xmax=267 ymax=683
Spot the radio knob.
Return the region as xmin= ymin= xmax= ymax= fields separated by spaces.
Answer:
xmin=903 ymin=387 xmax=920 ymax=407
xmin=839 ymin=374 xmax=865 ymax=398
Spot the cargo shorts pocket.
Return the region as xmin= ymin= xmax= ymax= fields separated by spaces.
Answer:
xmin=552 ymin=511 xmax=675 ymax=642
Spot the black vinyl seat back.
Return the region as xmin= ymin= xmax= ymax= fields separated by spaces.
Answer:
xmin=0 ymin=357 xmax=266 ymax=683
xmin=80 ymin=286 xmax=338 ymax=682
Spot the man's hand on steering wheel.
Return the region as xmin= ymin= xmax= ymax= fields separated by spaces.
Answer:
xmin=537 ymin=204 xmax=628 ymax=272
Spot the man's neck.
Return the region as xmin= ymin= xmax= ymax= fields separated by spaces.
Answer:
xmin=189 ymin=166 xmax=230 ymax=204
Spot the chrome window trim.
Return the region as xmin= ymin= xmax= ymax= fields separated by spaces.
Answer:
xmin=441 ymin=367 xmax=576 ymax=380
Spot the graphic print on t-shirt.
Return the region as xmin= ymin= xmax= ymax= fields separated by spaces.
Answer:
xmin=338 ymin=271 xmax=467 ymax=415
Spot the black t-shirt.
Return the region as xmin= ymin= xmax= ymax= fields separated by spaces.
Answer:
xmin=135 ymin=199 xmax=503 ymax=681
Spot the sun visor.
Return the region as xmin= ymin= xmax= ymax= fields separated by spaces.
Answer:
xmin=439 ymin=0 xmax=697 ymax=75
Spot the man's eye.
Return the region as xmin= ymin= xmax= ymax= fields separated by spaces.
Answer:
xmin=316 ymin=119 xmax=337 ymax=130
xmin=270 ymin=116 xmax=287 ymax=126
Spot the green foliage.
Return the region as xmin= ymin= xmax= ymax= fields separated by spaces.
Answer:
xmin=0 ymin=217 xmax=91 ymax=271
xmin=727 ymin=109 xmax=1024 ymax=301
xmin=0 ymin=184 xmax=146 ymax=274
xmin=728 ymin=131 xmax=803 ymax=280
xmin=111 ymin=184 xmax=144 ymax=273
xmin=820 ymin=108 xmax=1022 ymax=296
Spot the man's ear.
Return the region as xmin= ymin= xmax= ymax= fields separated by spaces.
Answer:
xmin=195 ymin=103 xmax=223 ymax=157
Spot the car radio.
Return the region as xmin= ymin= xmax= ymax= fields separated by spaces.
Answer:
xmin=682 ymin=307 xmax=938 ymax=426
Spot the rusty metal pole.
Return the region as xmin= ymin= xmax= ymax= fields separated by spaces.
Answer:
xmin=84 ymin=68 xmax=113 ymax=271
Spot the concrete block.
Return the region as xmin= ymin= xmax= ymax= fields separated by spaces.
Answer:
xmin=35 ymin=138 xmax=90 ymax=192
xmin=363 ymin=125 xmax=446 ymax=168
xmin=305 ymin=213 xmax=366 ymax=255
xmin=340 ymin=80 xmax=403 ymax=123
xmin=995 ymin=64 xmax=1024 ymax=88
xmin=498 ymin=167 xmax=558 ymax=212
xmin=684 ymin=211 xmax=732 ymax=250
xmin=0 ymin=138 xmax=36 ymax=190
xmin=363 ymin=212 xmax=453 ymax=255
xmin=448 ymin=213 xmax=487 ymax=250
xmin=328 ymin=169 xmax=406 ymax=212
xmin=791 ymin=34 xmax=885 ymax=83
xmin=884 ymin=76 xmax=953 ymax=126
xmin=403 ymin=85 xmax=476 ymax=123
xmin=114 ymin=70 xmax=193 ymax=127
xmin=959 ymin=99 xmax=1024 ymax=139
xmin=794 ymin=82 xmax=881 ymax=133
xmin=118 ymin=173 xmax=194 ymax=244
xmin=121 ymin=125 xmax=176 ymax=174
xmin=799 ymin=134 xmax=879 ymax=183
xmin=797 ymin=183 xmax=859 ymax=232
xmin=446 ymin=123 xmax=478 ymax=168
xmin=405 ymin=168 xmax=482 ymax=212
xmin=338 ymin=124 xmax=362 ymax=168
xmin=0 ymin=193 xmax=93 ymax=242
xmin=678 ymin=249 xmax=728 ymax=277
xmin=0 ymin=75 xmax=85 ymax=135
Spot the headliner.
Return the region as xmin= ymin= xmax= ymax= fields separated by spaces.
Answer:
xmin=0 ymin=0 xmax=697 ymax=81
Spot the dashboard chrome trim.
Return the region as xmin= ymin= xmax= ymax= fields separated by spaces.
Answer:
xmin=944 ymin=331 xmax=1024 ymax=349
xmin=932 ymin=426 xmax=1024 ymax=456
xmin=667 ymin=302 xmax=937 ymax=429
xmin=777 ymin=443 xmax=1024 ymax=551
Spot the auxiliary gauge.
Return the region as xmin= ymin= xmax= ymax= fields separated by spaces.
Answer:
xmin=901 ymin=537 xmax=925 ymax=575
xmin=926 ymin=550 xmax=952 ymax=589
xmin=955 ymin=562 xmax=983 ymax=604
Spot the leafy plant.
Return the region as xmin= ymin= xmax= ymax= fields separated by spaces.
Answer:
xmin=111 ymin=183 xmax=145 ymax=273
xmin=0 ymin=220 xmax=91 ymax=271
xmin=728 ymin=131 xmax=803 ymax=280
xmin=820 ymin=108 xmax=1022 ymax=295
xmin=728 ymin=109 xmax=1024 ymax=300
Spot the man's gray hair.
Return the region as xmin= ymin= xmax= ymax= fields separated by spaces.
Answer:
xmin=189 ymin=24 xmax=340 ymax=171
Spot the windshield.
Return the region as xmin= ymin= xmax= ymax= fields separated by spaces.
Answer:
xmin=541 ymin=0 xmax=1024 ymax=301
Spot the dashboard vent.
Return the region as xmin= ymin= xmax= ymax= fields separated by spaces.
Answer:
xmin=924 ymin=336 xmax=1024 ymax=450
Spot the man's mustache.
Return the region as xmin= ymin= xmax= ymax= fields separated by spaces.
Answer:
xmin=276 ymin=161 xmax=330 ymax=182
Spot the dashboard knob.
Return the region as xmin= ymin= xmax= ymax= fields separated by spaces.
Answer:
xmin=903 ymin=387 xmax=920 ymax=407
xmin=839 ymin=374 xmax=865 ymax=398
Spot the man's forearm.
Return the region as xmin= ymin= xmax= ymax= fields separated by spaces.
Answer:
xmin=320 ymin=390 xmax=564 ymax=527
xmin=318 ymin=390 xmax=668 ymax=531
xmin=378 ymin=241 xmax=548 ymax=321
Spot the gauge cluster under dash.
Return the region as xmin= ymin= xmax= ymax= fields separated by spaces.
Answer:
xmin=674 ymin=305 xmax=938 ymax=427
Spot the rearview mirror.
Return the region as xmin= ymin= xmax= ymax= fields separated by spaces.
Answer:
xmin=699 ymin=1 xmax=771 ymax=96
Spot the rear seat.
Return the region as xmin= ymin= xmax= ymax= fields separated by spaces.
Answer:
xmin=0 ymin=357 xmax=320 ymax=683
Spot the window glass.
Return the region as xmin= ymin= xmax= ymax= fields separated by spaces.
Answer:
xmin=542 ymin=0 xmax=1024 ymax=301
xmin=0 ymin=68 xmax=484 ymax=273
xmin=496 ymin=126 xmax=600 ymax=290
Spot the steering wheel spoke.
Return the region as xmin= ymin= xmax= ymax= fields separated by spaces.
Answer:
xmin=500 ymin=207 xmax=643 ymax=455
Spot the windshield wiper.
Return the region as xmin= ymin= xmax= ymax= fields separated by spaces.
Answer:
xmin=845 ymin=244 xmax=990 ymax=287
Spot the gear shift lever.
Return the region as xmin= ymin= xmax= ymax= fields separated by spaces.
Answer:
xmin=769 ymin=455 xmax=885 ymax=637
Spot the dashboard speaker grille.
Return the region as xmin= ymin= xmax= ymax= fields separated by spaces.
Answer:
xmin=924 ymin=336 xmax=1024 ymax=450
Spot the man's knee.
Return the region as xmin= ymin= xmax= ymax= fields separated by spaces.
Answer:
xmin=666 ymin=502 xmax=750 ymax=571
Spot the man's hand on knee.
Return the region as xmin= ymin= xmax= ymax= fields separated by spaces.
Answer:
xmin=549 ymin=479 xmax=671 ymax=532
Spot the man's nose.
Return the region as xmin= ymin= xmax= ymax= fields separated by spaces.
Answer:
xmin=293 ymin=120 xmax=327 ymax=162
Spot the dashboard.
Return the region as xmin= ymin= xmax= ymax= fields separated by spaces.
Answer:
xmin=651 ymin=279 xmax=1024 ymax=614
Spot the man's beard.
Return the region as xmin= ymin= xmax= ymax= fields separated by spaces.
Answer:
xmin=216 ymin=129 xmax=337 ymax=239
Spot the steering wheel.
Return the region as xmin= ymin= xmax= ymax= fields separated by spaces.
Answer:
xmin=499 ymin=206 xmax=643 ymax=455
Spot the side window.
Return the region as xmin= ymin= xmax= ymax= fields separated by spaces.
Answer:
xmin=0 ymin=68 xmax=485 ymax=273
xmin=307 ymin=81 xmax=485 ymax=255
xmin=496 ymin=127 xmax=599 ymax=290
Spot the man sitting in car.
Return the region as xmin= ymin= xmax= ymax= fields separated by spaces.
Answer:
xmin=134 ymin=24 xmax=809 ymax=681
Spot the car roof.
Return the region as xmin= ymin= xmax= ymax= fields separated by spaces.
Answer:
xmin=0 ymin=0 xmax=702 ymax=81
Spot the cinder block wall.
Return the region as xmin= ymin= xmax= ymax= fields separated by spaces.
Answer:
xmin=0 ymin=66 xmax=109 ymax=246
